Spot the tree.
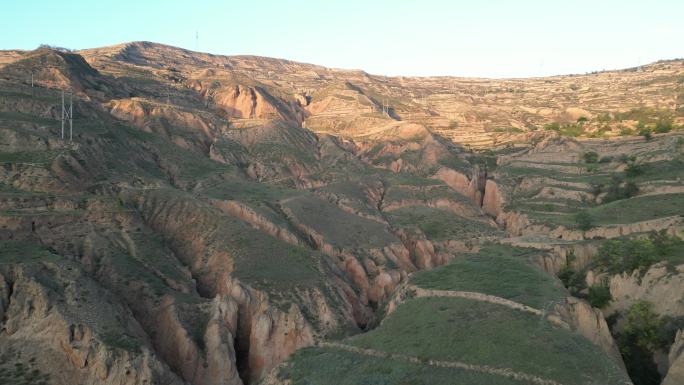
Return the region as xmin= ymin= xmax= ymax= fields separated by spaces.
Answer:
xmin=574 ymin=211 xmax=594 ymax=231
xmin=639 ymin=128 xmax=653 ymax=141
xmin=617 ymin=301 xmax=666 ymax=385
xmin=587 ymin=284 xmax=612 ymax=308
xmin=582 ymin=151 xmax=599 ymax=163
xmin=625 ymin=163 xmax=645 ymax=178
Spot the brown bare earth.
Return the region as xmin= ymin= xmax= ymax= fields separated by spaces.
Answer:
xmin=0 ymin=42 xmax=683 ymax=385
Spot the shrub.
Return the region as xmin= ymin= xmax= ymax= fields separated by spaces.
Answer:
xmin=544 ymin=122 xmax=560 ymax=131
xmin=623 ymin=181 xmax=639 ymax=197
xmin=603 ymin=175 xmax=639 ymax=203
xmin=559 ymin=124 xmax=585 ymax=137
xmin=619 ymin=126 xmax=634 ymax=136
xmin=619 ymin=154 xmax=637 ymax=163
xmin=596 ymin=113 xmax=612 ymax=123
xmin=557 ymin=266 xmax=586 ymax=293
xmin=587 ymin=284 xmax=612 ymax=308
xmin=639 ymin=128 xmax=653 ymax=141
xmin=593 ymin=231 xmax=683 ymax=275
xmin=582 ymin=151 xmax=599 ymax=163
xmin=615 ymin=301 xmax=666 ymax=385
xmin=574 ymin=211 xmax=594 ymax=231
xmin=622 ymin=302 xmax=665 ymax=351
xmin=577 ymin=116 xmax=588 ymax=123
xmin=654 ymin=119 xmax=673 ymax=133
xmin=599 ymin=156 xmax=613 ymax=163
xmin=590 ymin=182 xmax=603 ymax=198
xmin=594 ymin=238 xmax=656 ymax=274
xmin=625 ymin=162 xmax=645 ymax=178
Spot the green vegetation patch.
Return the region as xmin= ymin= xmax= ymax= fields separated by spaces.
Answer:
xmin=284 ymin=195 xmax=398 ymax=249
xmin=383 ymin=183 xmax=473 ymax=207
xmin=585 ymin=193 xmax=684 ymax=225
xmin=386 ymin=206 xmax=499 ymax=241
xmin=0 ymin=241 xmax=60 ymax=264
xmin=101 ymin=330 xmax=142 ymax=353
xmin=0 ymin=149 xmax=65 ymax=165
xmin=410 ymin=246 xmax=568 ymax=308
xmin=592 ymin=230 xmax=684 ymax=275
xmin=279 ymin=346 xmax=528 ymax=385
xmin=347 ymin=297 xmax=628 ymax=385
xmin=201 ymin=177 xmax=301 ymax=205
xmin=0 ymin=348 xmax=50 ymax=385
xmin=611 ymin=301 xmax=684 ymax=385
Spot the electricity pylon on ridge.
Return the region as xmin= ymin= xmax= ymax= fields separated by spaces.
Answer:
xmin=61 ymin=90 xmax=73 ymax=141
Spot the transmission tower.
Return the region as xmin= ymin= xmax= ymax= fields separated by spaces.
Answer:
xmin=61 ymin=90 xmax=73 ymax=141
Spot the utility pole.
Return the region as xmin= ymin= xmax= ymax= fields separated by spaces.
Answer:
xmin=61 ymin=90 xmax=73 ymax=141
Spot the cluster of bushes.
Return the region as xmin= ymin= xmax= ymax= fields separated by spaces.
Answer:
xmin=587 ymin=284 xmax=612 ymax=308
xmin=603 ymin=175 xmax=640 ymax=203
xmin=611 ymin=301 xmax=684 ymax=385
xmin=560 ymin=231 xmax=683 ymax=310
xmin=574 ymin=211 xmax=595 ymax=231
xmin=592 ymin=230 xmax=684 ymax=275
xmin=557 ymin=252 xmax=613 ymax=308
xmin=582 ymin=151 xmax=599 ymax=163
xmin=586 ymin=154 xmax=644 ymax=203
xmin=636 ymin=118 xmax=675 ymax=140
xmin=544 ymin=122 xmax=585 ymax=137
xmin=587 ymin=176 xmax=638 ymax=206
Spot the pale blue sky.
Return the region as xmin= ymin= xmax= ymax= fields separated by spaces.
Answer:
xmin=1 ymin=0 xmax=682 ymax=78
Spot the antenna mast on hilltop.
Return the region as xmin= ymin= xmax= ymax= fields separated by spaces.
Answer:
xmin=195 ymin=30 xmax=199 ymax=51
xmin=61 ymin=90 xmax=73 ymax=141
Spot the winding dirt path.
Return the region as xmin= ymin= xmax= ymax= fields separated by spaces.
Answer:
xmin=319 ymin=341 xmax=565 ymax=385
xmin=405 ymin=284 xmax=543 ymax=315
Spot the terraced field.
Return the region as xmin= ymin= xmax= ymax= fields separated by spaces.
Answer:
xmin=273 ymin=245 xmax=630 ymax=385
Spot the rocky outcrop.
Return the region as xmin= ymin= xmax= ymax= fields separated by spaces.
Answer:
xmin=587 ymin=263 xmax=684 ymax=318
xmin=481 ymin=179 xmax=503 ymax=216
xmin=550 ymin=297 xmax=625 ymax=369
xmin=201 ymin=84 xmax=302 ymax=123
xmin=148 ymin=295 xmax=242 ymax=385
xmin=133 ymin=190 xmax=365 ymax=383
xmin=225 ymin=277 xmax=314 ymax=383
xmin=0 ymin=262 xmax=184 ymax=385
xmin=433 ymin=167 xmax=485 ymax=206
xmin=664 ymin=330 xmax=684 ymax=385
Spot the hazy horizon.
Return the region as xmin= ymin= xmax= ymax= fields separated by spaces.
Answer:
xmin=2 ymin=0 xmax=683 ymax=78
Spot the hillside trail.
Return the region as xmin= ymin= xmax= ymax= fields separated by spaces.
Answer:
xmin=403 ymin=284 xmax=543 ymax=315
xmin=318 ymin=341 xmax=566 ymax=385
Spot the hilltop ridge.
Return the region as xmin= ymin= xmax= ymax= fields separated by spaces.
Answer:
xmin=0 ymin=42 xmax=682 ymax=385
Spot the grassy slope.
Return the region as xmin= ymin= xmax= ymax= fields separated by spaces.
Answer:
xmin=280 ymin=245 xmax=628 ymax=385
xmin=386 ymin=206 xmax=500 ymax=241
xmin=410 ymin=246 xmax=568 ymax=309
xmin=347 ymin=297 xmax=627 ymax=385
xmin=280 ymin=346 xmax=527 ymax=385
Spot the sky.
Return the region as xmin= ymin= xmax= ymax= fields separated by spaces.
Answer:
xmin=1 ymin=0 xmax=683 ymax=78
